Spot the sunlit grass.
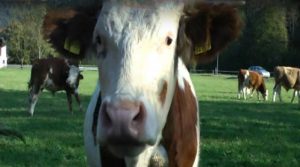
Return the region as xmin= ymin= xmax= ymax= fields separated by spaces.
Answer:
xmin=0 ymin=68 xmax=299 ymax=166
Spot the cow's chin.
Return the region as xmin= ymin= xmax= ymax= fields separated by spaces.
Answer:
xmin=107 ymin=144 xmax=146 ymax=158
xmin=104 ymin=136 xmax=158 ymax=158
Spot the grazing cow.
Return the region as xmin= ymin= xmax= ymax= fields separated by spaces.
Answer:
xmin=238 ymin=69 xmax=268 ymax=100
xmin=273 ymin=66 xmax=300 ymax=103
xmin=43 ymin=1 xmax=242 ymax=166
xmin=28 ymin=57 xmax=83 ymax=116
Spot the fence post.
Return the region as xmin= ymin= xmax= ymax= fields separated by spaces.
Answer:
xmin=215 ymin=53 xmax=219 ymax=75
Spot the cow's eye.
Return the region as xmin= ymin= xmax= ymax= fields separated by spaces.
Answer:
xmin=96 ymin=35 xmax=102 ymax=45
xmin=166 ymin=36 xmax=173 ymax=46
xmin=94 ymin=35 xmax=106 ymax=58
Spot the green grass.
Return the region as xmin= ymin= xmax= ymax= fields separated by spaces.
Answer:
xmin=194 ymin=75 xmax=300 ymax=167
xmin=0 ymin=68 xmax=299 ymax=167
xmin=0 ymin=68 xmax=97 ymax=167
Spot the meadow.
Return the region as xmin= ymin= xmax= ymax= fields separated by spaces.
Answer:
xmin=0 ymin=68 xmax=299 ymax=167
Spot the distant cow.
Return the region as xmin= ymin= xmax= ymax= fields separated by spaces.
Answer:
xmin=272 ymin=66 xmax=300 ymax=103
xmin=238 ymin=69 xmax=268 ymax=100
xmin=28 ymin=57 xmax=83 ymax=116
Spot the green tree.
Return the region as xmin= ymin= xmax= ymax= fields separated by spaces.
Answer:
xmin=4 ymin=4 xmax=56 ymax=65
xmin=251 ymin=6 xmax=288 ymax=69
xmin=287 ymin=2 xmax=300 ymax=67
xmin=200 ymin=0 xmax=298 ymax=71
xmin=5 ymin=20 xmax=28 ymax=66
xmin=234 ymin=1 xmax=289 ymax=71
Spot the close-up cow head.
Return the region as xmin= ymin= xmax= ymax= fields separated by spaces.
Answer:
xmin=43 ymin=0 xmax=242 ymax=166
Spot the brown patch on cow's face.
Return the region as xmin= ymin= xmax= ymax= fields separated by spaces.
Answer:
xmin=162 ymin=79 xmax=198 ymax=167
xmin=159 ymin=81 xmax=168 ymax=105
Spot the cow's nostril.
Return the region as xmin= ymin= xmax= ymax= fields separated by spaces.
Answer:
xmin=133 ymin=111 xmax=142 ymax=122
xmin=133 ymin=103 xmax=145 ymax=123
xmin=99 ymin=100 xmax=147 ymax=143
xmin=101 ymin=102 xmax=112 ymax=127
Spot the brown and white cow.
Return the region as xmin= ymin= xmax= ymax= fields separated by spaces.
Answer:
xmin=238 ymin=69 xmax=268 ymax=100
xmin=43 ymin=1 xmax=242 ymax=166
xmin=28 ymin=57 xmax=83 ymax=116
xmin=273 ymin=66 xmax=300 ymax=103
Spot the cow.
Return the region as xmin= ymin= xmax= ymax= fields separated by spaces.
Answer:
xmin=28 ymin=57 xmax=83 ymax=116
xmin=238 ymin=69 xmax=268 ymax=101
xmin=43 ymin=1 xmax=242 ymax=166
xmin=272 ymin=66 xmax=300 ymax=103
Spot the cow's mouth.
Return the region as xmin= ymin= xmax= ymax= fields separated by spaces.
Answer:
xmin=107 ymin=143 xmax=146 ymax=157
xmin=103 ymin=135 xmax=157 ymax=157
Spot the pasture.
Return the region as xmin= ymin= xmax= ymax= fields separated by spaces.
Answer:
xmin=0 ymin=68 xmax=299 ymax=167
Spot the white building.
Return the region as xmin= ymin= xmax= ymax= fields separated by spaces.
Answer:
xmin=0 ymin=45 xmax=7 ymax=68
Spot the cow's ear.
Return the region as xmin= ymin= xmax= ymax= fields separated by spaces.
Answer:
xmin=79 ymin=74 xmax=84 ymax=80
xmin=43 ymin=7 xmax=100 ymax=59
xmin=177 ymin=3 xmax=243 ymax=64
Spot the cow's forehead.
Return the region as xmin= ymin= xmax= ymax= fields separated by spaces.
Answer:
xmin=95 ymin=2 xmax=183 ymax=41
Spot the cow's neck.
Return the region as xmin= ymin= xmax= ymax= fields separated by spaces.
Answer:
xmin=161 ymin=59 xmax=198 ymax=167
xmin=162 ymin=79 xmax=198 ymax=167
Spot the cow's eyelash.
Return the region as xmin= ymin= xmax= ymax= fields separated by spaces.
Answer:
xmin=94 ymin=35 xmax=107 ymax=57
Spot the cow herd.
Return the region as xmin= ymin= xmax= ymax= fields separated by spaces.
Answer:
xmin=237 ymin=66 xmax=300 ymax=104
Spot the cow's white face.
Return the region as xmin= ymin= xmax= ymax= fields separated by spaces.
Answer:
xmin=66 ymin=65 xmax=81 ymax=88
xmin=243 ymin=70 xmax=250 ymax=85
xmin=94 ymin=2 xmax=183 ymax=157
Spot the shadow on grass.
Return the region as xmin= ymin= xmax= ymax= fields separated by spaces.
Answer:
xmin=200 ymin=100 xmax=300 ymax=167
xmin=0 ymin=88 xmax=92 ymax=116
xmin=0 ymin=88 xmax=92 ymax=166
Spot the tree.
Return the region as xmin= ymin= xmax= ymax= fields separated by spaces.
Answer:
xmin=251 ymin=6 xmax=288 ymax=69
xmin=5 ymin=20 xmax=28 ymax=66
xmin=4 ymin=4 xmax=56 ymax=65
xmin=233 ymin=1 xmax=289 ymax=71
xmin=199 ymin=0 xmax=299 ymax=71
